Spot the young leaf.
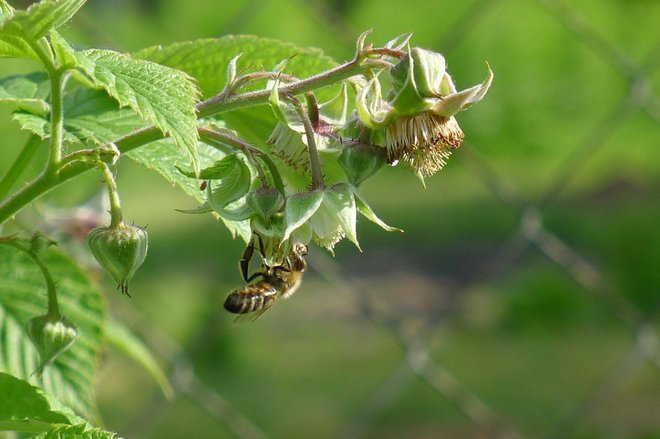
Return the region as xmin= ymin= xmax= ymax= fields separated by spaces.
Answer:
xmin=0 ymin=246 xmax=105 ymax=418
xmin=104 ymin=319 xmax=173 ymax=400
xmin=0 ymin=372 xmax=76 ymax=432
xmin=76 ymin=49 xmax=201 ymax=174
xmin=0 ymin=0 xmax=85 ymax=40
xmin=0 ymin=72 xmax=50 ymax=114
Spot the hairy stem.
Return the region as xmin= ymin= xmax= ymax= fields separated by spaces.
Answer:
xmin=0 ymin=47 xmax=399 ymax=224
xmin=47 ymin=70 xmax=66 ymax=174
xmin=0 ymin=237 xmax=60 ymax=317
xmin=96 ymin=160 xmax=123 ymax=228
xmin=286 ymin=95 xmax=325 ymax=190
xmin=0 ymin=135 xmax=41 ymax=200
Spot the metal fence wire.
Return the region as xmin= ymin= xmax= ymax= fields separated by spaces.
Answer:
xmin=111 ymin=0 xmax=659 ymax=437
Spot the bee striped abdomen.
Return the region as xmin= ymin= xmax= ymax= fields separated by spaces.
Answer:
xmin=223 ymin=281 xmax=279 ymax=314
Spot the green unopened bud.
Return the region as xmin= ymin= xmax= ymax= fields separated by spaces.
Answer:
xmin=339 ymin=140 xmax=386 ymax=187
xmin=390 ymin=47 xmax=447 ymax=115
xmin=87 ymin=223 xmax=148 ymax=295
xmin=26 ymin=314 xmax=78 ymax=375
xmin=246 ymin=187 xmax=284 ymax=221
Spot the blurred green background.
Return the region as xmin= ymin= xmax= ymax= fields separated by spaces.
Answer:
xmin=1 ymin=0 xmax=659 ymax=437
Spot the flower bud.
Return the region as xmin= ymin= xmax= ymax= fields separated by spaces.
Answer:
xmin=26 ymin=314 xmax=78 ymax=374
xmin=339 ymin=139 xmax=386 ymax=187
xmin=246 ymin=187 xmax=284 ymax=221
xmin=389 ymin=47 xmax=447 ymax=115
xmin=87 ymin=224 xmax=148 ymax=295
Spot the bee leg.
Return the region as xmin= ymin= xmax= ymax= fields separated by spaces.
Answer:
xmin=240 ymin=240 xmax=255 ymax=283
xmin=256 ymin=233 xmax=269 ymax=268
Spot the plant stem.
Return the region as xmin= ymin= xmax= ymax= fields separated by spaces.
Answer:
xmin=47 ymin=70 xmax=66 ymax=174
xmin=0 ymin=135 xmax=41 ymax=200
xmin=198 ymin=57 xmax=387 ymax=117
xmin=0 ymin=237 xmax=60 ymax=317
xmin=96 ymin=160 xmax=123 ymax=228
xmin=0 ymin=48 xmax=399 ymax=224
xmin=286 ymin=95 xmax=325 ymax=190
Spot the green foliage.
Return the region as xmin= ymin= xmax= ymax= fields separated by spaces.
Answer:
xmin=77 ymin=49 xmax=201 ymax=173
xmin=0 ymin=72 xmax=50 ymax=114
xmin=0 ymin=246 xmax=104 ymax=417
xmin=0 ymin=372 xmax=76 ymax=430
xmin=104 ymin=319 xmax=173 ymax=400
xmin=33 ymin=423 xmax=117 ymax=438
xmin=0 ymin=0 xmax=85 ymax=41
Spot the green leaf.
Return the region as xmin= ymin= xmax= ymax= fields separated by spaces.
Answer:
xmin=134 ymin=36 xmax=337 ymax=99
xmin=0 ymin=0 xmax=85 ymax=40
xmin=176 ymin=154 xmax=239 ymax=180
xmin=12 ymin=87 xmax=142 ymax=144
xmin=0 ymin=33 xmax=37 ymax=59
xmin=0 ymin=246 xmax=105 ymax=418
xmin=34 ymin=423 xmax=117 ymax=438
xmin=351 ymin=186 xmax=403 ymax=233
xmin=77 ymin=49 xmax=201 ymax=174
xmin=104 ymin=319 xmax=173 ymax=400
xmin=0 ymin=372 xmax=77 ymax=432
xmin=0 ymin=72 xmax=50 ymax=114
xmin=126 ymin=141 xmax=251 ymax=242
xmin=283 ymin=190 xmax=324 ymax=241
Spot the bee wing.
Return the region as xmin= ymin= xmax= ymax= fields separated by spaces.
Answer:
xmin=231 ymin=299 xmax=278 ymax=324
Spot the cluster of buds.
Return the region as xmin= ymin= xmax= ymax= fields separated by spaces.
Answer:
xmin=184 ymin=35 xmax=492 ymax=273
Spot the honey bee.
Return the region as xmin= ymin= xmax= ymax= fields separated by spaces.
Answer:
xmin=223 ymin=240 xmax=308 ymax=321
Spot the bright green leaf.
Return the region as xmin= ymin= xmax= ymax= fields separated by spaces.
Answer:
xmin=104 ymin=319 xmax=173 ymax=400
xmin=283 ymin=190 xmax=324 ymax=241
xmin=0 ymin=72 xmax=50 ymax=114
xmin=0 ymin=246 xmax=105 ymax=418
xmin=77 ymin=49 xmax=201 ymax=174
xmin=0 ymin=372 xmax=76 ymax=432
xmin=0 ymin=0 xmax=86 ymax=40
xmin=34 ymin=423 xmax=117 ymax=438
xmin=134 ymin=36 xmax=337 ymax=99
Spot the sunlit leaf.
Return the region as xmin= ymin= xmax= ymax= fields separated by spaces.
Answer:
xmin=0 ymin=246 xmax=104 ymax=417
xmin=77 ymin=49 xmax=201 ymax=174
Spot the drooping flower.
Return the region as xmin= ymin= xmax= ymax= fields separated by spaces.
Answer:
xmin=357 ymin=47 xmax=493 ymax=179
xmin=267 ymin=82 xmax=348 ymax=174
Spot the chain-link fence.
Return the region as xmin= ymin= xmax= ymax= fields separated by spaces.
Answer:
xmin=74 ymin=0 xmax=659 ymax=437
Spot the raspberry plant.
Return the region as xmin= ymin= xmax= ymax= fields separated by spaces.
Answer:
xmin=0 ymin=0 xmax=491 ymax=436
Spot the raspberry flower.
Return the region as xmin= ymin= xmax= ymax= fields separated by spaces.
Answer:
xmin=267 ymin=82 xmax=347 ymax=174
xmin=357 ymin=47 xmax=493 ymax=178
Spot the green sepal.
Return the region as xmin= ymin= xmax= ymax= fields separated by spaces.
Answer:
xmin=206 ymin=182 xmax=255 ymax=221
xmin=176 ymin=154 xmax=240 ymax=180
xmin=268 ymin=77 xmax=303 ymax=132
xmin=350 ymin=185 xmax=402 ymax=232
xmin=246 ymin=186 xmax=284 ymax=221
xmin=338 ymin=139 xmax=386 ymax=187
xmin=324 ymin=183 xmax=359 ymax=250
xmin=26 ymin=314 xmax=78 ymax=376
xmin=282 ymin=190 xmax=324 ymax=241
